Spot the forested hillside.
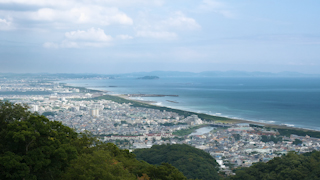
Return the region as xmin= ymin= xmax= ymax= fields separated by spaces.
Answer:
xmin=0 ymin=101 xmax=187 ymax=180
xmin=134 ymin=144 xmax=220 ymax=180
xmin=224 ymin=151 xmax=320 ymax=180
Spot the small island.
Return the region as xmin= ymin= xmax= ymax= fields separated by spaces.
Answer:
xmin=137 ymin=76 xmax=159 ymax=79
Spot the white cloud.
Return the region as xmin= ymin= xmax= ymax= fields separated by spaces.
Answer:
xmin=65 ymin=27 xmax=112 ymax=42
xmin=1 ymin=0 xmax=199 ymax=44
xmin=197 ymin=0 xmax=234 ymax=18
xmin=0 ymin=1 xmax=134 ymax=29
xmin=0 ymin=0 xmax=74 ymax=8
xmin=60 ymin=40 xmax=80 ymax=48
xmin=0 ymin=18 xmax=13 ymax=30
xmin=161 ymin=11 xmax=201 ymax=30
xmin=0 ymin=0 xmax=164 ymax=8
xmin=44 ymin=27 xmax=113 ymax=48
xmin=68 ymin=6 xmax=133 ymax=25
xmin=33 ymin=8 xmax=57 ymax=21
xmin=83 ymin=0 xmax=165 ymax=7
xmin=26 ymin=6 xmax=133 ymax=26
xmin=134 ymin=12 xmax=200 ymax=39
xmin=136 ymin=31 xmax=177 ymax=39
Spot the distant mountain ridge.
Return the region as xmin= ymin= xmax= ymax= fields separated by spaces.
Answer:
xmin=118 ymin=71 xmax=320 ymax=77
xmin=1 ymin=71 xmax=319 ymax=78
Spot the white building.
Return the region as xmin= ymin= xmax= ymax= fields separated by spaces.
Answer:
xmin=49 ymin=96 xmax=58 ymax=101
xmin=31 ymin=105 xmax=39 ymax=112
xmin=90 ymin=109 xmax=99 ymax=117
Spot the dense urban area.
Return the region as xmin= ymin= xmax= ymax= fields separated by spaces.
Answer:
xmin=1 ymin=75 xmax=320 ymax=176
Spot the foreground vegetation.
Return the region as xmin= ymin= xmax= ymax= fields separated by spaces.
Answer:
xmin=225 ymin=151 xmax=320 ymax=180
xmin=0 ymin=101 xmax=187 ymax=180
xmin=134 ymin=144 xmax=220 ymax=180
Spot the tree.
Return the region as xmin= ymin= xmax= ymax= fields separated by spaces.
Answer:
xmin=134 ymin=144 xmax=220 ymax=180
xmin=144 ymin=163 xmax=187 ymax=180
xmin=0 ymin=101 xmax=30 ymax=126
xmin=232 ymin=134 xmax=241 ymax=141
xmin=261 ymin=135 xmax=282 ymax=143
xmin=62 ymin=150 xmax=136 ymax=180
xmin=0 ymin=101 xmax=78 ymax=180
xmin=293 ymin=139 xmax=303 ymax=145
xmin=226 ymin=151 xmax=320 ymax=180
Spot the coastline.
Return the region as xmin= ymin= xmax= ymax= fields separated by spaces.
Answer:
xmin=62 ymin=82 xmax=320 ymax=135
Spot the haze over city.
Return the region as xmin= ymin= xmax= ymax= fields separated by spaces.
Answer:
xmin=0 ymin=0 xmax=319 ymax=74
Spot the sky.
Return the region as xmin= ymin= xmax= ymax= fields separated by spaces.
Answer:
xmin=0 ymin=0 xmax=320 ymax=74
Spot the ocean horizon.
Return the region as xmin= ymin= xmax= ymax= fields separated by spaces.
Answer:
xmin=63 ymin=77 xmax=320 ymax=130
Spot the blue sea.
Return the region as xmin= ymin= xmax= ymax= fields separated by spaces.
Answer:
xmin=63 ymin=77 xmax=320 ymax=130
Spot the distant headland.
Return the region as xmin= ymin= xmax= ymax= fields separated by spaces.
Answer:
xmin=137 ymin=76 xmax=160 ymax=79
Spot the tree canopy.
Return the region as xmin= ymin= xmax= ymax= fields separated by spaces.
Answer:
xmin=133 ymin=144 xmax=220 ymax=180
xmin=225 ymin=151 xmax=320 ymax=180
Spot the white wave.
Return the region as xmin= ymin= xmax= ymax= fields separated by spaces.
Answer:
xmin=282 ymin=124 xmax=295 ymax=127
xmin=258 ymin=120 xmax=276 ymax=124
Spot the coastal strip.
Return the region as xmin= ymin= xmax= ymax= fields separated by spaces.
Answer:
xmin=126 ymin=94 xmax=178 ymax=97
xmin=62 ymin=83 xmax=320 ymax=138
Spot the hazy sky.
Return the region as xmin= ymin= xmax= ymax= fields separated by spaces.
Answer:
xmin=0 ymin=0 xmax=320 ymax=74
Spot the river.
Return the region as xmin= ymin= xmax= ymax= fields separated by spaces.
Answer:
xmin=189 ymin=126 xmax=215 ymax=136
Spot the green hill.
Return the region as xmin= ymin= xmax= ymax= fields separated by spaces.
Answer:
xmin=134 ymin=144 xmax=220 ymax=180
xmin=225 ymin=151 xmax=320 ymax=180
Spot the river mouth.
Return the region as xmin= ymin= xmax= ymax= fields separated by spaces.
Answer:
xmin=189 ymin=126 xmax=215 ymax=136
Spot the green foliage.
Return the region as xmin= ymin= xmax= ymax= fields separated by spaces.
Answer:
xmin=0 ymin=100 xmax=31 ymax=124
xmin=232 ymin=134 xmax=241 ymax=141
xmin=260 ymin=135 xmax=282 ymax=143
xmin=293 ymin=139 xmax=303 ymax=145
xmin=41 ymin=111 xmax=56 ymax=117
xmin=249 ymin=123 xmax=320 ymax=139
xmin=277 ymin=128 xmax=320 ymax=138
xmin=143 ymin=163 xmax=187 ymax=180
xmin=161 ymin=122 xmax=175 ymax=126
xmin=62 ymin=150 xmax=136 ymax=180
xmin=68 ymin=143 xmax=187 ymax=180
xmin=0 ymin=102 xmax=78 ymax=179
xmin=0 ymin=100 xmax=187 ymax=180
xmin=161 ymin=122 xmax=188 ymax=126
xmin=134 ymin=144 xmax=220 ymax=180
xmin=249 ymin=124 xmax=264 ymax=129
xmin=225 ymin=151 xmax=320 ymax=180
